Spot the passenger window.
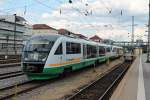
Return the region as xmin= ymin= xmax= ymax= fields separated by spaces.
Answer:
xmin=66 ymin=42 xmax=81 ymax=54
xmin=55 ymin=43 xmax=62 ymax=55
xmin=99 ymin=46 xmax=105 ymax=56
xmin=87 ymin=45 xmax=96 ymax=58
xmin=106 ymin=47 xmax=111 ymax=52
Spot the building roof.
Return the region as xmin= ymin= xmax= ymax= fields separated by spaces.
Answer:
xmin=90 ymin=35 xmax=102 ymax=40
xmin=32 ymin=24 xmax=57 ymax=30
xmin=58 ymin=28 xmax=76 ymax=35
xmin=75 ymin=33 xmax=87 ymax=39
xmin=0 ymin=15 xmax=25 ymax=26
xmin=58 ymin=28 xmax=68 ymax=33
xmin=102 ymin=39 xmax=114 ymax=45
xmin=16 ymin=16 xmax=26 ymax=22
xmin=58 ymin=29 xmax=88 ymax=39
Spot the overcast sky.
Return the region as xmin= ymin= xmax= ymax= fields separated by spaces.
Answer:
xmin=0 ymin=0 xmax=149 ymax=41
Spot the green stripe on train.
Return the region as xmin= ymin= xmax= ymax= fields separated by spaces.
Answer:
xmin=27 ymin=56 xmax=118 ymax=80
xmin=43 ymin=56 xmax=107 ymax=73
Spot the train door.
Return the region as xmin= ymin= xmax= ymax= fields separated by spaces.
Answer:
xmin=53 ymin=42 xmax=63 ymax=64
xmin=111 ymin=47 xmax=115 ymax=57
xmin=112 ymin=47 xmax=117 ymax=57
xmin=106 ymin=46 xmax=111 ymax=58
xmin=83 ymin=44 xmax=87 ymax=59
xmin=65 ymin=41 xmax=82 ymax=67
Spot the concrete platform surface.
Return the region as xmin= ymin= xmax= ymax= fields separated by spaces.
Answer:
xmin=110 ymin=54 xmax=150 ymax=100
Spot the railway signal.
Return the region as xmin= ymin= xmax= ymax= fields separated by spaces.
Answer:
xmin=147 ymin=0 xmax=150 ymax=62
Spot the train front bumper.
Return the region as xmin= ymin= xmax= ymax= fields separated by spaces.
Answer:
xmin=25 ymin=73 xmax=59 ymax=80
xmin=25 ymin=67 xmax=64 ymax=80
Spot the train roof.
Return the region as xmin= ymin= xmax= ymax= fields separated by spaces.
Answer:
xmin=30 ymin=34 xmax=122 ymax=48
xmin=29 ymin=34 xmax=62 ymax=41
xmin=112 ymin=45 xmax=123 ymax=48
xmin=31 ymin=33 xmax=61 ymax=38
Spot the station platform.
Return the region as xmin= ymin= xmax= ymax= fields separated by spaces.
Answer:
xmin=110 ymin=54 xmax=150 ymax=100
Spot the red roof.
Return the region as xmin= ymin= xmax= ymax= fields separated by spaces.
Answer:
xmin=90 ymin=35 xmax=102 ymax=40
xmin=75 ymin=33 xmax=87 ymax=39
xmin=32 ymin=24 xmax=57 ymax=30
xmin=58 ymin=29 xmax=87 ymax=39
xmin=58 ymin=29 xmax=68 ymax=33
xmin=58 ymin=28 xmax=76 ymax=35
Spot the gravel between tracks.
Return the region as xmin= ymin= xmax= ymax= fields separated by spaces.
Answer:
xmin=67 ymin=63 xmax=130 ymax=100
xmin=0 ymin=66 xmax=21 ymax=74
xmin=14 ymin=58 xmax=123 ymax=100
xmin=0 ymin=75 xmax=28 ymax=89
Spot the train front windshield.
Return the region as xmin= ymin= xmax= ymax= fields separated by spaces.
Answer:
xmin=23 ymin=36 xmax=55 ymax=62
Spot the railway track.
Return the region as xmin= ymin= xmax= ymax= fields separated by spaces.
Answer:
xmin=0 ymin=59 xmax=125 ymax=100
xmin=0 ymin=80 xmax=50 ymax=100
xmin=0 ymin=63 xmax=21 ymax=68
xmin=0 ymin=71 xmax=24 ymax=80
xmin=0 ymin=59 xmax=21 ymax=64
xmin=67 ymin=62 xmax=132 ymax=100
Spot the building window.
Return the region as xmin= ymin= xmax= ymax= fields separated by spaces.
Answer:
xmin=55 ymin=43 xmax=62 ymax=55
xmin=66 ymin=42 xmax=81 ymax=54
xmin=2 ymin=43 xmax=7 ymax=49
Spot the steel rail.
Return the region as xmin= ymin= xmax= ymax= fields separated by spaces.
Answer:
xmin=0 ymin=71 xmax=24 ymax=80
xmin=0 ymin=80 xmax=51 ymax=100
xmin=67 ymin=62 xmax=131 ymax=100
xmin=99 ymin=63 xmax=130 ymax=100
xmin=0 ymin=63 xmax=21 ymax=68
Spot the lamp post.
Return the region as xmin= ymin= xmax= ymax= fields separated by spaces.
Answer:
xmin=14 ymin=14 xmax=16 ymax=54
xmin=147 ymin=0 xmax=150 ymax=62
xmin=132 ymin=16 xmax=134 ymax=45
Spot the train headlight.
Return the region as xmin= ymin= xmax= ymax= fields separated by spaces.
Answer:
xmin=42 ymin=57 xmax=46 ymax=61
xmin=24 ymin=58 xmax=28 ymax=61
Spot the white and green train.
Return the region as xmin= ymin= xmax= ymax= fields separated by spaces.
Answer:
xmin=22 ymin=34 xmax=123 ymax=80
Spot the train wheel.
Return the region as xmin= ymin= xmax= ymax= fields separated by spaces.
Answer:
xmin=93 ymin=63 xmax=96 ymax=72
xmin=106 ymin=59 xmax=110 ymax=66
xmin=95 ymin=60 xmax=99 ymax=65
xmin=62 ymin=67 xmax=72 ymax=77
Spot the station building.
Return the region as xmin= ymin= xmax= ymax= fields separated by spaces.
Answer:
xmin=0 ymin=15 xmax=31 ymax=55
xmin=32 ymin=24 xmax=58 ymax=35
xmin=32 ymin=24 xmax=88 ymax=40
xmin=58 ymin=28 xmax=88 ymax=39
xmin=90 ymin=35 xmax=103 ymax=43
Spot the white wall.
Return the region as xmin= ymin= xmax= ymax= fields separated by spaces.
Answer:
xmin=32 ymin=29 xmax=58 ymax=35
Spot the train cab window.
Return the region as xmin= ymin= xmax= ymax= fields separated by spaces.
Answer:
xmin=55 ymin=43 xmax=62 ymax=55
xmin=99 ymin=46 xmax=105 ymax=56
xmin=66 ymin=42 xmax=81 ymax=54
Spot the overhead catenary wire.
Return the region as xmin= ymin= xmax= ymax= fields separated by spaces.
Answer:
xmin=57 ymin=0 xmax=116 ymax=34
xmin=99 ymin=0 xmax=112 ymax=14
xmin=0 ymin=0 xmax=136 ymax=40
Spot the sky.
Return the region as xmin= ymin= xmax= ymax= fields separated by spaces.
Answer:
xmin=0 ymin=0 xmax=149 ymax=41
